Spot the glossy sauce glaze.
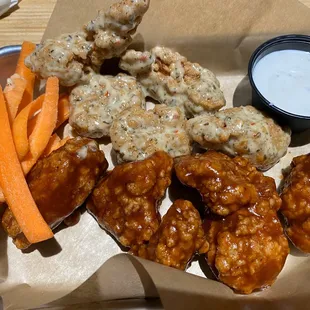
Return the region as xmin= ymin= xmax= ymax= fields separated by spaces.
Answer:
xmin=281 ymin=154 xmax=310 ymax=252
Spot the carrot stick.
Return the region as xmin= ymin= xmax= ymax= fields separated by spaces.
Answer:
xmin=13 ymin=95 xmax=44 ymax=161
xmin=41 ymin=133 xmax=61 ymax=157
xmin=55 ymin=94 xmax=70 ymax=129
xmin=0 ymin=86 xmax=53 ymax=243
xmin=3 ymin=74 xmax=27 ymax=124
xmin=21 ymin=77 xmax=59 ymax=174
xmin=16 ymin=41 xmax=36 ymax=112
xmin=28 ymin=93 xmax=70 ymax=136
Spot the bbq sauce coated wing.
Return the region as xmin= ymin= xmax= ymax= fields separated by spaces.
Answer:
xmin=205 ymin=204 xmax=289 ymax=294
xmin=174 ymin=151 xmax=281 ymax=216
xmin=87 ymin=151 xmax=173 ymax=247
xmin=281 ymin=154 xmax=310 ymax=253
xmin=131 ymin=199 xmax=209 ymax=270
xmin=2 ymin=137 xmax=108 ymax=249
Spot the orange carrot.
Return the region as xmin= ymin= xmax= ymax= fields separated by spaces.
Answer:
xmin=0 ymin=86 xmax=53 ymax=243
xmin=55 ymin=94 xmax=70 ymax=129
xmin=13 ymin=95 xmax=44 ymax=161
xmin=3 ymin=74 xmax=27 ymax=124
xmin=16 ymin=41 xmax=36 ymax=112
xmin=21 ymin=77 xmax=59 ymax=174
xmin=41 ymin=133 xmax=61 ymax=157
xmin=28 ymin=93 xmax=70 ymax=135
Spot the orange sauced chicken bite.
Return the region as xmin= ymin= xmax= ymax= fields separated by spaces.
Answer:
xmin=281 ymin=154 xmax=310 ymax=253
xmin=175 ymin=151 xmax=289 ymax=293
xmin=87 ymin=151 xmax=173 ymax=247
xmin=2 ymin=137 xmax=108 ymax=249
xmin=131 ymin=199 xmax=209 ymax=270
xmin=174 ymin=151 xmax=280 ymax=216
xmin=205 ymin=205 xmax=289 ymax=294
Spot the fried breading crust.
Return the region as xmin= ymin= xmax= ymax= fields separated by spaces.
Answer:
xmin=131 ymin=199 xmax=209 ymax=270
xmin=187 ymin=106 xmax=291 ymax=171
xmin=205 ymin=204 xmax=289 ymax=294
xmin=2 ymin=137 xmax=108 ymax=249
xmin=87 ymin=151 xmax=173 ymax=247
xmin=281 ymin=154 xmax=310 ymax=253
xmin=119 ymin=47 xmax=225 ymax=118
xmin=69 ymin=73 xmax=145 ymax=138
xmin=25 ymin=0 xmax=150 ymax=86
xmin=174 ymin=151 xmax=281 ymax=216
xmin=110 ymin=105 xmax=191 ymax=163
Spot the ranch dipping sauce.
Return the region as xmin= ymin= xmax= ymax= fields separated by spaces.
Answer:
xmin=253 ymin=49 xmax=310 ymax=116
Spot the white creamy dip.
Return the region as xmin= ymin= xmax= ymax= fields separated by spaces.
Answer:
xmin=253 ymin=49 xmax=310 ymax=116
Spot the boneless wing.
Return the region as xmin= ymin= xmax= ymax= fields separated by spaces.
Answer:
xmin=281 ymin=154 xmax=310 ymax=253
xmin=110 ymin=105 xmax=192 ymax=163
xmin=69 ymin=73 xmax=145 ymax=138
xmin=87 ymin=151 xmax=173 ymax=247
xmin=205 ymin=204 xmax=289 ymax=294
xmin=187 ymin=106 xmax=291 ymax=170
xmin=119 ymin=47 xmax=225 ymax=118
xmin=131 ymin=199 xmax=209 ymax=270
xmin=25 ymin=0 xmax=150 ymax=86
xmin=175 ymin=151 xmax=281 ymax=216
xmin=2 ymin=137 xmax=108 ymax=249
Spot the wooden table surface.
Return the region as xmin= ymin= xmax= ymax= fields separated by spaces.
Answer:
xmin=0 ymin=0 xmax=310 ymax=46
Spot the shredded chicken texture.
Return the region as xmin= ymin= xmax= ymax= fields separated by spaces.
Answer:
xmin=110 ymin=104 xmax=192 ymax=163
xmin=87 ymin=151 xmax=173 ymax=247
xmin=131 ymin=199 xmax=209 ymax=270
xmin=69 ymin=73 xmax=145 ymax=138
xmin=174 ymin=151 xmax=280 ymax=216
xmin=281 ymin=154 xmax=310 ymax=253
xmin=119 ymin=47 xmax=225 ymax=118
xmin=1 ymin=137 xmax=108 ymax=249
xmin=187 ymin=105 xmax=291 ymax=171
xmin=25 ymin=0 xmax=150 ymax=86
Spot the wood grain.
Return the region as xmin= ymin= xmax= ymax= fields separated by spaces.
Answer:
xmin=0 ymin=0 xmax=309 ymax=46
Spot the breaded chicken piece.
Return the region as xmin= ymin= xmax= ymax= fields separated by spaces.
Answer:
xmin=187 ymin=106 xmax=291 ymax=171
xmin=110 ymin=105 xmax=192 ymax=163
xmin=87 ymin=151 xmax=173 ymax=247
xmin=25 ymin=0 xmax=150 ymax=86
xmin=131 ymin=199 xmax=209 ymax=270
xmin=25 ymin=32 xmax=93 ymax=87
xmin=281 ymin=154 xmax=310 ymax=253
xmin=85 ymin=0 xmax=150 ymax=67
xmin=1 ymin=137 xmax=108 ymax=249
xmin=175 ymin=151 xmax=280 ymax=216
xmin=69 ymin=73 xmax=145 ymax=138
xmin=119 ymin=47 xmax=225 ymax=118
xmin=205 ymin=204 xmax=289 ymax=294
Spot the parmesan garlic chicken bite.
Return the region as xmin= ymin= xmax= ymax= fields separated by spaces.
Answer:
xmin=69 ymin=73 xmax=145 ymax=138
xmin=187 ymin=106 xmax=291 ymax=170
xmin=119 ymin=47 xmax=226 ymax=118
xmin=87 ymin=151 xmax=173 ymax=247
xmin=131 ymin=199 xmax=209 ymax=270
xmin=25 ymin=0 xmax=150 ymax=86
xmin=281 ymin=154 xmax=310 ymax=253
xmin=175 ymin=151 xmax=289 ymax=293
xmin=1 ymin=137 xmax=108 ymax=249
xmin=110 ymin=105 xmax=192 ymax=163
